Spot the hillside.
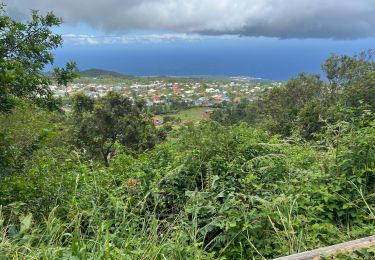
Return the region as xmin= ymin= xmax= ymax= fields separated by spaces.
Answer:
xmin=79 ymin=68 xmax=133 ymax=79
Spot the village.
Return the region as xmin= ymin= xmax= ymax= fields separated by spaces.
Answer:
xmin=52 ymin=77 xmax=282 ymax=108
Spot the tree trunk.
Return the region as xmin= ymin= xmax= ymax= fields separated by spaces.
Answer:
xmin=102 ymin=151 xmax=110 ymax=167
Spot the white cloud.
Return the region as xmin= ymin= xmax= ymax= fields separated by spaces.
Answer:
xmin=62 ymin=34 xmax=100 ymax=45
xmin=5 ymin=0 xmax=375 ymax=39
xmin=62 ymin=33 xmax=236 ymax=45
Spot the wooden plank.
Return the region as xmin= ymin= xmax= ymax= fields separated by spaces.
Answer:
xmin=273 ymin=235 xmax=375 ymax=260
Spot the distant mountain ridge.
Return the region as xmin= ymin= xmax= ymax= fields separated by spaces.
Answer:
xmin=79 ymin=69 xmax=132 ymax=78
xmin=77 ymin=68 xmax=278 ymax=82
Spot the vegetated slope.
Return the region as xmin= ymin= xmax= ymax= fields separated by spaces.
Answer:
xmin=79 ymin=68 xmax=133 ymax=79
xmin=1 ymin=108 xmax=374 ymax=259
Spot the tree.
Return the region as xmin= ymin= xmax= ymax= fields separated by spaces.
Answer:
xmin=322 ymin=50 xmax=375 ymax=101
xmin=0 ymin=5 xmax=78 ymax=112
xmin=343 ymin=71 xmax=375 ymax=111
xmin=259 ymin=73 xmax=325 ymax=136
xmin=72 ymin=92 xmax=162 ymax=166
xmin=210 ymin=99 xmax=259 ymax=126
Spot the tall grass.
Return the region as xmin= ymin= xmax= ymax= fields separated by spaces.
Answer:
xmin=0 ymin=191 xmax=214 ymax=259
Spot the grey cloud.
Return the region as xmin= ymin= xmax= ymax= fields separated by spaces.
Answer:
xmin=3 ymin=0 xmax=375 ymax=39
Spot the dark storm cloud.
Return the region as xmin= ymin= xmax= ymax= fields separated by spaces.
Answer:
xmin=4 ymin=0 xmax=375 ymax=39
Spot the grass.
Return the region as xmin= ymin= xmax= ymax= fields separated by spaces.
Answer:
xmin=165 ymin=107 xmax=209 ymax=123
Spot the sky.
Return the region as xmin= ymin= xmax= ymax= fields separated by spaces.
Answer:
xmin=4 ymin=0 xmax=375 ymax=80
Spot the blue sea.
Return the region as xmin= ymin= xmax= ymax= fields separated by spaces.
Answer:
xmin=52 ymin=37 xmax=375 ymax=81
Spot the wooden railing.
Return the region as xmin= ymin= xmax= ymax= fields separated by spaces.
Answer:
xmin=273 ymin=235 xmax=375 ymax=260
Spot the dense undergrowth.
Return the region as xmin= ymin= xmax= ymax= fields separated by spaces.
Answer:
xmin=1 ymin=113 xmax=374 ymax=259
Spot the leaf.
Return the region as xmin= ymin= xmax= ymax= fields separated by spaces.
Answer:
xmin=19 ymin=213 xmax=33 ymax=233
xmin=211 ymin=175 xmax=220 ymax=189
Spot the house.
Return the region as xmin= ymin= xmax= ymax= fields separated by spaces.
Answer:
xmin=152 ymin=116 xmax=163 ymax=126
xmin=202 ymin=109 xmax=213 ymax=120
xmin=112 ymin=86 xmax=123 ymax=92
xmin=53 ymin=90 xmax=66 ymax=98
xmin=195 ymin=97 xmax=209 ymax=106
xmin=221 ymin=96 xmax=230 ymax=102
xmin=153 ymin=95 xmax=161 ymax=104
xmin=206 ymin=88 xmax=219 ymax=93
xmin=212 ymin=94 xmax=222 ymax=102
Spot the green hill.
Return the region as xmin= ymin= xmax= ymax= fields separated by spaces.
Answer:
xmin=79 ymin=68 xmax=132 ymax=79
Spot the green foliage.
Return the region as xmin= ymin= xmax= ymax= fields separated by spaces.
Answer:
xmin=0 ymin=103 xmax=75 ymax=214
xmin=1 ymin=118 xmax=374 ymax=259
xmin=72 ymin=92 xmax=163 ymax=166
xmin=259 ymin=73 xmax=326 ymax=137
xmin=0 ymin=6 xmax=77 ymax=112
xmin=321 ymin=246 xmax=375 ymax=259
xmin=210 ymin=99 xmax=259 ymax=126
xmin=344 ymin=71 xmax=375 ymax=110
xmin=322 ymin=50 xmax=375 ymax=86
xmin=0 ymin=103 xmax=70 ymax=176
xmin=53 ymin=61 xmax=80 ymax=87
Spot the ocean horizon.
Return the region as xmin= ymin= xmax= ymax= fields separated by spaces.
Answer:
xmin=52 ymin=37 xmax=375 ymax=81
